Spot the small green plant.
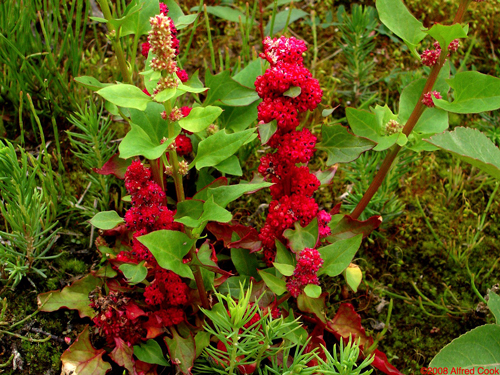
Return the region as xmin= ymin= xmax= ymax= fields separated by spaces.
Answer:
xmin=0 ymin=141 xmax=61 ymax=288
xmin=66 ymin=102 xmax=119 ymax=216
xmin=337 ymin=4 xmax=378 ymax=108
xmin=195 ymin=284 xmax=374 ymax=375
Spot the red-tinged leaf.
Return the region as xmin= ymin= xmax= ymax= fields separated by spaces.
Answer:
xmin=93 ymin=153 xmax=132 ymax=179
xmin=125 ymin=301 xmax=147 ymax=320
xmin=102 ymin=223 xmax=130 ymax=238
xmin=330 ymin=203 xmax=342 ymax=215
xmin=38 ymin=275 xmax=102 ymax=318
xmin=305 ymin=324 xmax=327 ymax=367
xmin=245 ymin=172 xmax=271 ymax=194
xmin=106 ymin=278 xmax=137 ymax=293
xmin=192 ymin=249 xmax=233 ymax=277
xmin=135 ymin=360 xmax=158 ymax=375
xmin=371 ymin=348 xmax=404 ymax=375
xmin=326 ymin=304 xmax=403 ymax=375
xmin=314 ymin=166 xmax=338 ymax=186
xmin=214 ymin=273 xmax=231 ymax=287
xmin=327 ymin=303 xmax=371 ymax=347
xmin=206 ymin=222 xmax=262 ymax=252
xmin=297 ymin=293 xmax=327 ymax=323
xmin=144 ymin=314 xmax=165 ymax=339
xmin=110 ymin=338 xmax=136 ymax=375
xmin=326 ymin=214 xmax=382 ymax=242
xmin=61 ymin=326 xmax=111 ymax=375
xmin=164 ymin=327 xmax=196 ymax=375
xmin=193 ymin=176 xmax=228 ymax=201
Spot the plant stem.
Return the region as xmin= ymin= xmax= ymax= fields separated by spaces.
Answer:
xmin=162 ymin=101 xmax=210 ymax=310
xmin=350 ymin=1 xmax=471 ymax=219
xmin=276 ymin=292 xmax=291 ymax=306
xmin=97 ymin=0 xmax=131 ymax=83
xmin=203 ymin=5 xmax=216 ymax=72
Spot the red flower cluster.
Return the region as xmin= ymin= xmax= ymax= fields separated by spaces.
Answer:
xmin=92 ymin=161 xmax=189 ymax=345
xmin=286 ymin=248 xmax=324 ymax=298
xmin=255 ymin=37 xmax=324 ymax=258
xmin=422 ymin=90 xmax=442 ymax=107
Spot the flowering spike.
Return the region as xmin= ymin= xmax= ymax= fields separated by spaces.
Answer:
xmin=422 ymin=91 xmax=442 ymax=107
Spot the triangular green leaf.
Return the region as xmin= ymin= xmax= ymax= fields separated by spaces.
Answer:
xmin=138 ymin=230 xmax=196 ymax=279
xmin=426 ymin=127 xmax=500 ymax=180
xmin=318 ymin=235 xmax=362 ymax=277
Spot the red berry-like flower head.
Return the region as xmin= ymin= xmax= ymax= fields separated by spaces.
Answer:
xmin=159 ymin=2 xmax=169 ymax=15
xmin=176 ymin=69 xmax=189 ymax=82
xmin=448 ymin=39 xmax=460 ymax=52
xmin=421 ymin=48 xmax=441 ymax=66
xmin=422 ymin=91 xmax=442 ymax=107
xmin=141 ymin=42 xmax=151 ymax=58
xmin=175 ymin=134 xmax=193 ymax=156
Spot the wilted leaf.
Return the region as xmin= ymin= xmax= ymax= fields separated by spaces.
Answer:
xmin=61 ymin=326 xmax=111 ymax=375
xmin=38 ymin=275 xmax=102 ymax=318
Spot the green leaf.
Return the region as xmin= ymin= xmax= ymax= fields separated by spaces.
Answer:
xmin=304 ymin=284 xmax=322 ymax=299
xmin=202 ymin=5 xmax=255 ymax=24
xmin=233 ymin=59 xmax=269 ymax=88
xmin=120 ymin=0 xmax=159 ymax=37
xmin=177 ymin=83 xmax=207 ymax=94
xmin=343 ymin=264 xmax=362 ymax=293
xmin=283 ymin=86 xmax=301 ymax=98
xmin=38 ymin=275 xmax=102 ymax=319
xmin=194 ymin=129 xmax=256 ymax=169
xmin=426 ymin=127 xmax=500 ymax=180
xmin=214 ymin=156 xmax=242 ymax=176
xmin=118 ymin=261 xmax=147 ymax=285
xmin=195 ymin=331 xmax=211 ymax=358
xmin=207 ymin=182 xmax=273 ymax=208
xmin=138 ymin=230 xmax=196 ymax=279
xmin=297 ymin=293 xmax=327 ymax=323
xmin=434 ymin=72 xmax=500 ymax=113
xmin=376 ymin=0 xmax=427 ymax=52
xmin=89 ymin=210 xmax=124 ymax=230
xmin=174 ymin=200 xmax=204 ymax=225
xmin=426 ymin=23 xmax=468 ymax=51
xmin=399 ymin=66 xmax=450 ymax=135
xmin=133 ymin=339 xmax=169 ymax=366
xmin=317 ymin=124 xmax=375 ymax=165
xmin=488 ymin=292 xmax=500 ymax=324
xmin=283 ymin=218 xmax=319 ymax=253
xmin=97 ymin=84 xmax=152 ymax=110
xmin=275 ymin=240 xmax=295 ymax=266
xmin=346 ymin=107 xmax=398 ymax=151
xmin=165 ymin=0 xmax=185 ymax=25
xmin=429 ymin=324 xmax=500 ymax=369
xmin=164 ymin=328 xmax=196 ymax=375
xmin=119 ymin=123 xmax=175 ymax=160
xmin=219 ymin=102 xmax=259 ymax=133
xmin=154 ymin=87 xmax=177 ymax=102
xmin=265 ymin=9 xmax=308 ymax=36
xmin=61 ymin=326 xmax=112 ymax=375
xmin=258 ymin=120 xmax=277 ymax=145
xmin=231 ymin=248 xmax=260 ymax=279
xmin=175 ymin=14 xmax=198 ymax=30
xmin=204 ymin=70 xmax=259 ymax=107
xmin=273 ymin=263 xmax=295 ymax=277
xmin=318 ymin=235 xmax=363 ymax=277
xmin=74 ymin=76 xmax=112 ymax=91
xmin=179 ymin=106 xmax=223 ymax=133
xmin=198 ymin=196 xmax=232 ymax=224
xmin=258 ymin=269 xmax=287 ymax=295
xmin=119 ymin=102 xmax=180 ymax=160
xmin=110 ymin=338 xmax=135 ymax=374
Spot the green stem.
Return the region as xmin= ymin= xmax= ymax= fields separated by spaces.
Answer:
xmin=466 ymin=262 xmax=488 ymax=304
xmin=97 ymin=0 xmax=131 ymax=83
xmin=350 ymin=0 xmax=471 ymax=219
xmin=472 ymin=182 xmax=499 ymax=244
xmin=310 ymin=10 xmax=318 ymax=75
xmin=162 ymin=101 xmax=210 ymax=310
xmin=203 ymin=5 xmax=216 ymax=72
xmin=268 ymin=0 xmax=278 ymax=37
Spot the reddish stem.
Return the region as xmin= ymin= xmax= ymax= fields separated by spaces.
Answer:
xmin=350 ymin=0 xmax=471 ymax=220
